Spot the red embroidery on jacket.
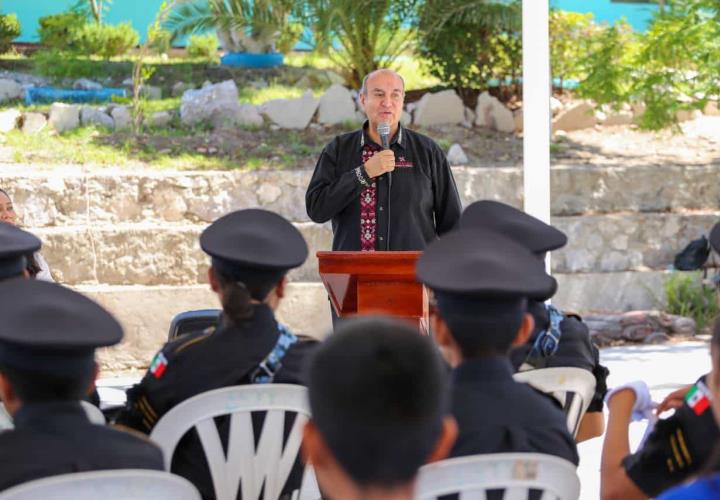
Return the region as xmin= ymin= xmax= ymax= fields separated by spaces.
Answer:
xmin=360 ymin=144 xmax=380 ymax=251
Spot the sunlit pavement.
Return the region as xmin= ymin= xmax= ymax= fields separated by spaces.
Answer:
xmin=578 ymin=340 xmax=712 ymax=499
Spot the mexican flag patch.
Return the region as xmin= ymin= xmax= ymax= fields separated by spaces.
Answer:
xmin=150 ymin=352 xmax=168 ymax=379
xmin=685 ymin=381 xmax=711 ymax=416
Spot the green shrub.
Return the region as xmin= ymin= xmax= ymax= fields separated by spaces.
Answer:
xmin=78 ymin=22 xmax=139 ymax=59
xmin=38 ymin=12 xmax=86 ymax=51
xmin=31 ymin=50 xmax=100 ymax=80
xmin=664 ymin=271 xmax=719 ymax=332
xmin=417 ymin=0 xmax=521 ymax=94
xmin=186 ymin=33 xmax=217 ymax=59
xmin=0 ymin=14 xmax=21 ymax=54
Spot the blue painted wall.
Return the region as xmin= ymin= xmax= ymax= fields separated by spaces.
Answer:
xmin=5 ymin=0 xmax=660 ymax=44
xmin=552 ymin=0 xmax=659 ymax=30
xmin=5 ymin=0 xmax=167 ymax=43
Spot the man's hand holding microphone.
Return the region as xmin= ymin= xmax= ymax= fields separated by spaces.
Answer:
xmin=363 ymin=150 xmax=395 ymax=178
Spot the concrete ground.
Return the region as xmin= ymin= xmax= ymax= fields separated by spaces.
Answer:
xmin=96 ymin=339 xmax=713 ymax=499
xmin=577 ymin=340 xmax=712 ymax=499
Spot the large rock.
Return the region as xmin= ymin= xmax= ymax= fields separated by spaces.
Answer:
xmin=111 ymin=106 xmax=132 ymax=130
xmin=235 ymin=103 xmax=263 ymax=127
xmin=80 ymin=107 xmax=114 ymax=129
xmin=0 ymin=79 xmax=23 ymax=102
xmin=704 ymin=101 xmax=719 ymax=116
xmin=141 ymin=85 xmax=162 ymax=100
xmin=584 ymin=310 xmax=696 ymax=346
xmin=146 ymin=111 xmax=173 ymax=128
xmin=48 ymin=103 xmax=80 ymax=133
xmin=413 ymin=90 xmax=465 ymax=127
xmin=0 ymin=108 xmax=20 ymax=132
xmin=474 ymin=91 xmax=515 ymax=133
xmin=400 ymin=110 xmax=412 ymax=127
xmin=317 ymin=84 xmax=356 ymax=125
xmin=180 ymin=80 xmax=241 ymax=128
xmin=552 ymin=102 xmax=596 ymax=132
xmin=447 ymin=144 xmax=468 ymax=165
xmin=21 ymin=112 xmax=47 ymax=134
xmin=603 ymin=111 xmax=634 ymax=126
xmin=260 ymin=90 xmax=319 ymax=129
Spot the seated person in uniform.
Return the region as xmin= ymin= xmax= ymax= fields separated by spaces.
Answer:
xmin=459 ymin=200 xmax=609 ymax=442
xmin=116 ymin=208 xmax=318 ymax=499
xmin=655 ymin=317 xmax=720 ymax=499
xmin=600 ymin=222 xmax=720 ymax=500
xmin=416 ymin=227 xmax=579 ymax=464
xmin=302 ymin=316 xmax=457 ymax=500
xmin=0 ymin=279 xmax=163 ymax=491
xmin=0 ymin=222 xmax=41 ymax=281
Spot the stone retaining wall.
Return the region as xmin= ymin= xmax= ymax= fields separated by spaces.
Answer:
xmin=3 ymin=163 xmax=720 ymax=227
xmin=33 ymin=210 xmax=718 ymax=286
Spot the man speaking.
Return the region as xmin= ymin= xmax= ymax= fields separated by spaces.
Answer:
xmin=306 ymin=69 xmax=462 ymax=252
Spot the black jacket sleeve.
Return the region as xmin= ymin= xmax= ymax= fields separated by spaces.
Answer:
xmin=306 ymin=138 xmax=370 ymax=223
xmin=430 ymin=144 xmax=462 ymax=235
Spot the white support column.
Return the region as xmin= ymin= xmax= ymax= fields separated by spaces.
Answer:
xmin=522 ymin=0 xmax=552 ymax=270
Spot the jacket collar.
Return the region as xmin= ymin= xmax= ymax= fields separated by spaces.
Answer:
xmin=360 ymin=121 xmax=404 ymax=149
xmin=453 ymin=356 xmax=515 ymax=384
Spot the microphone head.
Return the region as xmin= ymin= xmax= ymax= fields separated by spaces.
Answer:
xmin=377 ymin=122 xmax=391 ymax=136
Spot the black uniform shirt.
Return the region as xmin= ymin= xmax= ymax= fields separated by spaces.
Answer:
xmin=305 ymin=123 xmax=462 ymax=251
xmin=623 ymin=375 xmax=720 ymax=497
xmin=116 ymin=304 xmax=317 ymax=499
xmin=450 ymin=357 xmax=579 ymax=465
xmin=510 ymin=306 xmax=609 ymax=412
xmin=0 ymin=401 xmax=163 ymax=491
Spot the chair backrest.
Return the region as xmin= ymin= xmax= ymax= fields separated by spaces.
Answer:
xmin=513 ymin=367 xmax=596 ymax=437
xmin=0 ymin=401 xmax=106 ymax=430
xmin=415 ymin=453 xmax=580 ymax=500
xmin=149 ymin=384 xmax=320 ymax=500
xmin=167 ymin=309 xmax=221 ymax=341
xmin=0 ymin=469 xmax=201 ymax=500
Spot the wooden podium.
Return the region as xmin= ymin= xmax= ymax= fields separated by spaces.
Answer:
xmin=317 ymin=251 xmax=429 ymax=335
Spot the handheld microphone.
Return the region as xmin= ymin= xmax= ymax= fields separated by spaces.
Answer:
xmin=377 ymin=122 xmax=392 ymax=250
xmin=377 ymin=122 xmax=391 ymax=150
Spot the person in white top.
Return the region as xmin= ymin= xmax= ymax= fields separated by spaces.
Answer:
xmin=0 ymin=189 xmax=53 ymax=282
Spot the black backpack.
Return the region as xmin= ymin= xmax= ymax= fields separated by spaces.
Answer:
xmin=674 ymin=236 xmax=711 ymax=271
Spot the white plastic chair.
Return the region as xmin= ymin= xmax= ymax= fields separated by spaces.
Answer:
xmin=415 ymin=453 xmax=580 ymax=500
xmin=513 ymin=367 xmax=596 ymax=438
xmin=0 ymin=469 xmax=201 ymax=500
xmin=0 ymin=401 xmax=106 ymax=429
xmin=149 ymin=384 xmax=321 ymax=500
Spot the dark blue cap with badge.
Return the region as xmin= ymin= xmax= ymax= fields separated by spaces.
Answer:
xmin=460 ymin=200 xmax=567 ymax=254
xmin=0 ymin=279 xmax=123 ymax=377
xmin=417 ymin=227 xmax=557 ymax=300
xmin=0 ymin=222 xmax=41 ymax=281
xmin=200 ymin=209 xmax=309 ymax=300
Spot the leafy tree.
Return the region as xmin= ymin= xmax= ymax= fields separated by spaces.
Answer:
xmin=0 ymin=13 xmax=20 ymax=54
xmin=303 ymin=0 xmax=421 ymax=88
xmin=417 ymin=0 xmax=521 ymax=98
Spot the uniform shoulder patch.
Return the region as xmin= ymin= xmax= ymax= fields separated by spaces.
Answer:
xmin=149 ymin=352 xmax=169 ymax=379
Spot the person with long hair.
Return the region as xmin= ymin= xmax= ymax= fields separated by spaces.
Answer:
xmin=0 ymin=188 xmax=53 ymax=281
xmin=116 ymin=208 xmax=317 ymax=499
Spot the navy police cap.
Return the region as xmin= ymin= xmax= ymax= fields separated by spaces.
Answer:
xmin=460 ymin=200 xmax=567 ymax=254
xmin=200 ymin=209 xmax=308 ymax=271
xmin=417 ymin=227 xmax=557 ymax=299
xmin=0 ymin=279 xmax=122 ymax=375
